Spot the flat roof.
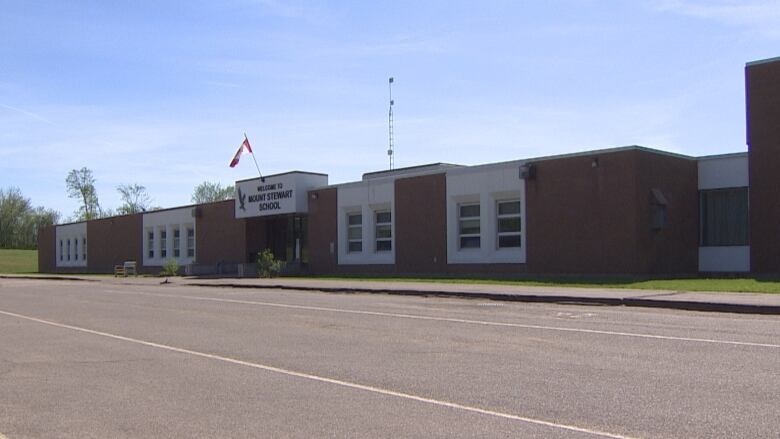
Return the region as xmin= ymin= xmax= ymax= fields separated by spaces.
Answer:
xmin=235 ymin=170 xmax=328 ymax=184
xmin=362 ymin=163 xmax=463 ymax=180
xmin=437 ymin=145 xmax=696 ymax=177
xmin=746 ymin=56 xmax=780 ymax=67
xmin=54 ymin=199 xmax=235 ymax=227
xmin=312 ymin=145 xmax=703 ymax=191
xmin=526 ymin=144 xmax=694 ymax=163
xmin=696 ymin=151 xmax=748 ymax=161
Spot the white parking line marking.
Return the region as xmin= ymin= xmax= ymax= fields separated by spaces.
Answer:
xmin=0 ymin=308 xmax=636 ymax=439
xmin=104 ymin=289 xmax=780 ymax=349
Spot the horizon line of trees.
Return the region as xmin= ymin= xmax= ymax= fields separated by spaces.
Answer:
xmin=0 ymin=187 xmax=59 ymax=249
xmin=1 ymin=167 xmax=235 ymax=250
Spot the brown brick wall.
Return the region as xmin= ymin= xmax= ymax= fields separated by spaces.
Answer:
xmin=633 ymin=150 xmax=698 ymax=274
xmin=87 ymin=214 xmax=142 ymax=273
xmin=524 ymin=150 xmax=642 ymax=274
xmin=37 ymin=225 xmax=56 ymax=273
xmin=307 ymin=188 xmax=338 ymax=274
xmin=195 ymin=200 xmax=247 ymax=266
xmin=395 ymin=173 xmax=447 ymax=274
xmin=307 ymin=149 xmax=700 ymax=277
xmin=524 ymin=149 xmax=698 ymax=275
xmin=747 ymin=60 xmax=780 ymax=273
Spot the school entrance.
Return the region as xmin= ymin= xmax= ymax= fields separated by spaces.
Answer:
xmin=235 ymin=171 xmax=326 ymax=273
xmin=245 ymin=214 xmax=308 ymax=270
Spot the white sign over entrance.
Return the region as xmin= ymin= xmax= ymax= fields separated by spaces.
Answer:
xmin=234 ymin=172 xmax=328 ymax=218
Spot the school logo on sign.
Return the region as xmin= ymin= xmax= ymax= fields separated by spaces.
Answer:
xmin=237 ymin=187 xmax=247 ymax=211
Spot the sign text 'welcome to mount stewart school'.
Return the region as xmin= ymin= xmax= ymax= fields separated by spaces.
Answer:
xmin=248 ymin=183 xmax=294 ymax=212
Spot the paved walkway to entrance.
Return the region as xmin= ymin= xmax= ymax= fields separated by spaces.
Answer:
xmin=5 ymin=274 xmax=779 ymax=315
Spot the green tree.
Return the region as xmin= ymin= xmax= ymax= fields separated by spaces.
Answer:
xmin=21 ymin=206 xmax=59 ymax=248
xmin=161 ymin=258 xmax=180 ymax=277
xmin=0 ymin=187 xmax=59 ymax=249
xmin=0 ymin=187 xmax=31 ymax=248
xmin=256 ymin=248 xmax=284 ymax=278
xmin=117 ymin=183 xmax=152 ymax=215
xmin=66 ymin=167 xmax=101 ymax=220
xmin=191 ymin=181 xmax=234 ymax=204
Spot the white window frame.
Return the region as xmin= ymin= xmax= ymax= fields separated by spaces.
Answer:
xmin=336 ymin=181 xmax=394 ymax=265
xmin=458 ymin=203 xmax=481 ymax=250
xmin=147 ymin=230 xmax=155 ymax=259
xmin=346 ymin=212 xmax=363 ymax=253
xmin=173 ymin=227 xmax=180 ymax=258
xmin=186 ymin=228 xmax=195 ymax=258
xmin=496 ymin=199 xmax=522 ymax=249
xmin=55 ymin=224 xmax=87 ymax=267
xmin=374 ymin=210 xmax=392 ymax=252
xmin=159 ymin=228 xmax=167 ymax=259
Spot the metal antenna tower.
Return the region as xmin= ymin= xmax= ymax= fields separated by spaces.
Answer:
xmin=388 ymin=77 xmax=395 ymax=170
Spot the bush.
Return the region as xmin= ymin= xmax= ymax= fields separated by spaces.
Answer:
xmin=161 ymin=258 xmax=180 ymax=277
xmin=257 ymin=249 xmax=284 ymax=278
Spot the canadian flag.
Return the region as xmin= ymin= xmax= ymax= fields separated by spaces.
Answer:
xmin=229 ymin=136 xmax=253 ymax=168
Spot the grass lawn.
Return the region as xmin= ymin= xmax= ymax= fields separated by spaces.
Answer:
xmin=311 ymin=275 xmax=780 ymax=294
xmin=0 ymin=248 xmax=777 ymax=294
xmin=0 ymin=249 xmax=38 ymax=274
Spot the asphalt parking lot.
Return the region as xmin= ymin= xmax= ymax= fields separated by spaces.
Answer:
xmin=1 ymin=278 xmax=778 ymax=438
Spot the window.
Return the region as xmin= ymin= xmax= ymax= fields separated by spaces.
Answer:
xmin=375 ymin=211 xmax=392 ymax=252
xmin=497 ymin=200 xmax=522 ymax=248
xmin=83 ymin=238 xmax=87 ymax=261
xmin=67 ymin=239 xmax=71 ymax=260
xmin=160 ymin=229 xmax=167 ymax=258
xmin=347 ymin=213 xmax=362 ymax=252
xmin=147 ymin=231 xmax=154 ymax=258
xmin=187 ymin=228 xmax=195 ymax=258
xmin=74 ymin=238 xmax=78 ymax=260
xmin=59 ymin=240 xmax=63 ymax=261
xmin=700 ymin=188 xmax=748 ymax=246
xmin=458 ymin=203 xmax=481 ymax=249
xmin=173 ymin=228 xmax=180 ymax=258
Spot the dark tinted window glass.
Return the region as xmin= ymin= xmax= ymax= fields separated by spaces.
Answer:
xmin=348 ymin=227 xmax=362 ymax=240
xmin=459 ymin=219 xmax=480 ymax=235
xmin=498 ymin=235 xmax=522 ymax=248
xmin=700 ymin=188 xmax=748 ymax=246
xmin=459 ymin=204 xmax=480 ymax=218
xmin=498 ymin=217 xmax=521 ymax=233
xmin=498 ymin=201 xmax=521 ymax=215
xmin=376 ymin=225 xmax=392 ymax=239
xmin=460 ymin=236 xmax=481 ymax=249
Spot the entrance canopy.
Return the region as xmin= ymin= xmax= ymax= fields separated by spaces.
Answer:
xmin=234 ymin=171 xmax=328 ymax=219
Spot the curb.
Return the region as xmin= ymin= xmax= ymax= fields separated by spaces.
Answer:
xmin=187 ymin=283 xmax=780 ymax=315
xmin=0 ymin=275 xmax=96 ymax=282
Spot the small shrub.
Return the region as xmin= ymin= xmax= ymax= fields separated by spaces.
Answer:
xmin=257 ymin=249 xmax=284 ymax=278
xmin=161 ymin=258 xmax=180 ymax=277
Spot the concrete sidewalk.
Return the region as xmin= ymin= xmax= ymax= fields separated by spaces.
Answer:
xmin=5 ymin=274 xmax=778 ymax=315
xmin=180 ymin=277 xmax=780 ymax=315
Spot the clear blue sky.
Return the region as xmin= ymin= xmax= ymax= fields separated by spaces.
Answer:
xmin=1 ymin=0 xmax=779 ymax=220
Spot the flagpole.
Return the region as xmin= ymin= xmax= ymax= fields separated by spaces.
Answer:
xmin=245 ymin=133 xmax=265 ymax=182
